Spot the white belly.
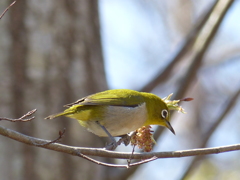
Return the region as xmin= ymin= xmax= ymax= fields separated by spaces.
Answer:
xmin=82 ymin=103 xmax=148 ymax=136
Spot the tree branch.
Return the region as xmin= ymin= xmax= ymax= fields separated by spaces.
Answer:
xmin=0 ymin=124 xmax=240 ymax=168
xmin=0 ymin=109 xmax=36 ymax=122
xmin=77 ymin=152 xmax=158 ymax=168
xmin=140 ymin=0 xmax=218 ymax=92
xmin=0 ymin=1 xmax=17 ymax=20
xmin=32 ymin=128 xmax=66 ymax=146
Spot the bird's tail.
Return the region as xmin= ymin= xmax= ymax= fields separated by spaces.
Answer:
xmin=45 ymin=111 xmax=72 ymax=120
xmin=45 ymin=105 xmax=81 ymax=120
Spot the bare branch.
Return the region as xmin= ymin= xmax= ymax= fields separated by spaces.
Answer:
xmin=140 ymin=0 xmax=218 ymax=92
xmin=32 ymin=128 xmax=66 ymax=146
xmin=127 ymin=145 xmax=136 ymax=166
xmin=0 ymin=124 xmax=240 ymax=163
xmin=0 ymin=109 xmax=37 ymax=122
xmin=0 ymin=1 xmax=17 ymax=20
xmin=77 ymin=151 xmax=158 ymax=168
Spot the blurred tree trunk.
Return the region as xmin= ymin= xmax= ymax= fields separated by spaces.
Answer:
xmin=42 ymin=1 xmax=108 ymax=180
xmin=7 ymin=0 xmax=35 ymax=180
xmin=3 ymin=0 xmax=109 ymax=180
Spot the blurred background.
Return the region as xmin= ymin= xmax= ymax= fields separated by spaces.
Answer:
xmin=0 ymin=0 xmax=239 ymax=179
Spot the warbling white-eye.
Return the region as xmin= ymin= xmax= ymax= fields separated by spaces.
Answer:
xmin=45 ymin=89 xmax=175 ymax=149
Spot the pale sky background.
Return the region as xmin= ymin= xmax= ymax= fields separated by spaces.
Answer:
xmin=99 ymin=0 xmax=240 ymax=179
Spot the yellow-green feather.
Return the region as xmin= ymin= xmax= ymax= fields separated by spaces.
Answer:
xmin=140 ymin=92 xmax=169 ymax=126
xmin=65 ymin=105 xmax=105 ymax=121
xmin=45 ymin=89 xmax=170 ymax=132
xmin=79 ymin=89 xmax=145 ymax=107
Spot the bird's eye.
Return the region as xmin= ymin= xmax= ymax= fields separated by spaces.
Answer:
xmin=161 ymin=109 xmax=168 ymax=119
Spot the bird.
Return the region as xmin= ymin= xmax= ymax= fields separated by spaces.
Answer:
xmin=45 ymin=89 xmax=175 ymax=149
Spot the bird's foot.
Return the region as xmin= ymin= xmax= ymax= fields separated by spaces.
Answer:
xmin=104 ymin=141 xmax=118 ymax=151
xmin=118 ymin=134 xmax=131 ymax=146
xmin=103 ymin=132 xmax=137 ymax=150
xmin=117 ymin=132 xmax=137 ymax=146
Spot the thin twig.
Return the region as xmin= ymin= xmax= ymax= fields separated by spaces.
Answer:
xmin=32 ymin=128 xmax=66 ymax=146
xmin=0 ymin=109 xmax=37 ymax=122
xmin=0 ymin=1 xmax=17 ymax=20
xmin=77 ymin=151 xmax=157 ymax=168
xmin=127 ymin=145 xmax=136 ymax=166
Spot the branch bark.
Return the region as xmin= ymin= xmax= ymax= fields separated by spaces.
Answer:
xmin=0 ymin=124 xmax=240 ymax=165
xmin=0 ymin=109 xmax=36 ymax=122
xmin=0 ymin=1 xmax=16 ymax=19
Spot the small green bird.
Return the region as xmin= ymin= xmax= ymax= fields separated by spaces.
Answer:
xmin=45 ymin=89 xmax=175 ymax=148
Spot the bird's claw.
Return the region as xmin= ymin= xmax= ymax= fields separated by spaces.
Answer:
xmin=118 ymin=134 xmax=131 ymax=146
xmin=104 ymin=141 xmax=118 ymax=151
xmin=103 ymin=132 xmax=136 ymax=150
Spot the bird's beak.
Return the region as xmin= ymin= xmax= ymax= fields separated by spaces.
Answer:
xmin=165 ymin=120 xmax=175 ymax=135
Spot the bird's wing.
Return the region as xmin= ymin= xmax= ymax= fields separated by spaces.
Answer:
xmin=64 ymin=89 xmax=145 ymax=107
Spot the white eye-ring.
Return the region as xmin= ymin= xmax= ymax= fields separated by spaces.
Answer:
xmin=161 ymin=109 xmax=168 ymax=119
